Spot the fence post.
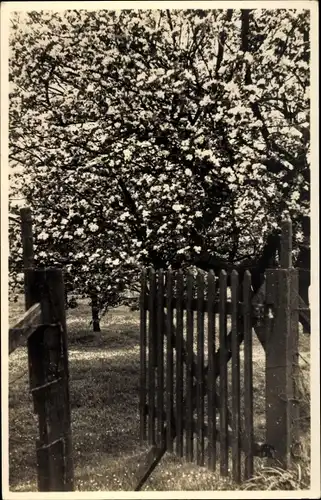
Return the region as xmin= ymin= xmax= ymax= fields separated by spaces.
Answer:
xmin=43 ymin=268 xmax=74 ymax=490
xmin=19 ymin=209 xmax=74 ymax=489
xmin=26 ymin=268 xmax=74 ymax=491
xmin=265 ymin=219 xmax=299 ymax=468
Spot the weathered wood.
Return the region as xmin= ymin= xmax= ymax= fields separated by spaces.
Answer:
xmin=196 ymin=272 xmax=205 ymax=466
xmin=24 ymin=270 xmax=49 ymax=490
xmin=156 ymin=270 xmax=165 ymax=447
xmin=243 ymin=271 xmax=254 ymax=480
xmin=140 ymin=269 xmax=147 ymax=444
xmin=207 ymin=270 xmax=216 ymax=471
xmin=231 ymin=270 xmax=241 ymax=483
xmin=289 ymin=269 xmax=300 ymax=458
xmin=20 ymin=211 xmax=45 ymax=486
xmin=185 ymin=270 xmax=194 ymax=462
xmin=36 ymin=439 xmax=50 ymax=491
xmin=44 ymin=439 xmax=65 ymax=491
xmin=280 ymin=219 xmax=292 ymax=268
xmin=265 ymin=266 xmax=294 ymax=469
xmin=176 ymin=270 xmax=184 ymax=457
xmin=166 ymin=270 xmax=174 ymax=452
xmin=43 ymin=269 xmax=74 ymax=490
xmin=148 ymin=268 xmax=156 ymax=445
xmin=219 ymin=270 xmax=229 ymax=476
xmin=9 ymin=302 xmax=42 ymax=354
xmin=30 ymin=269 xmax=74 ymax=491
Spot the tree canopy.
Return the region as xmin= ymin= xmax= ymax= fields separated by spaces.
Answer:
xmin=9 ymin=8 xmax=310 ymax=308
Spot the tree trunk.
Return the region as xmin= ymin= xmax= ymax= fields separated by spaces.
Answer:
xmin=91 ymin=293 xmax=101 ymax=332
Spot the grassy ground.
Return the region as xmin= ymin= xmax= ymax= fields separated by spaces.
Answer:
xmin=8 ymin=297 xmax=310 ymax=491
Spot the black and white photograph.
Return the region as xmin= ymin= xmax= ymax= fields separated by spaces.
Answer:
xmin=1 ymin=1 xmax=319 ymax=497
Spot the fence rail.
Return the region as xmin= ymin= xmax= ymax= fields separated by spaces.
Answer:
xmin=9 ymin=302 xmax=42 ymax=354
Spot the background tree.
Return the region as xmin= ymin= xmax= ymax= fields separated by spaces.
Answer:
xmin=9 ymin=8 xmax=310 ymax=318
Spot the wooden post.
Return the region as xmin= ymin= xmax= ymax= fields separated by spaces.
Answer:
xmin=26 ymin=269 xmax=74 ymax=490
xmin=265 ymin=219 xmax=298 ymax=468
xmin=44 ymin=269 xmax=74 ymax=490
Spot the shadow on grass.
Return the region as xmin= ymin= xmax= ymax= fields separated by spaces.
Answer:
xmin=8 ymin=300 xmax=311 ymax=492
xmin=9 ymin=306 xmax=146 ymax=492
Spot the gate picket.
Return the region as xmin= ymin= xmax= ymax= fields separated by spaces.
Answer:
xmin=207 ymin=270 xmax=216 ymax=471
xmin=243 ymin=270 xmax=254 ymax=479
xmin=157 ymin=270 xmax=165 ymax=446
xmin=219 ymin=270 xmax=229 ymax=476
xmin=196 ymin=272 xmax=205 ymax=466
xmin=186 ymin=270 xmax=194 ymax=462
xmin=148 ymin=268 xmax=156 ymax=445
xmin=139 ymin=268 xmax=147 ymax=444
xmin=166 ymin=270 xmax=174 ymax=452
xmin=231 ymin=270 xmax=241 ymax=483
xmin=176 ymin=270 xmax=184 ymax=457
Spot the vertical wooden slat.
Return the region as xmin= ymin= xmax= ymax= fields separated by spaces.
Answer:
xmin=140 ymin=268 xmax=147 ymax=444
xmin=196 ymin=272 xmax=205 ymax=466
xmin=40 ymin=269 xmax=74 ymax=490
xmin=157 ymin=270 xmax=165 ymax=446
xmin=47 ymin=439 xmax=65 ymax=491
xmin=207 ymin=270 xmax=216 ymax=470
xmin=280 ymin=219 xmax=292 ymax=268
xmin=28 ymin=324 xmax=49 ymax=490
xmin=219 ymin=270 xmax=228 ymax=476
xmin=176 ymin=270 xmax=184 ymax=457
xmin=231 ymin=270 xmax=241 ymax=483
xmin=290 ymin=269 xmax=300 ymax=455
xmin=186 ymin=269 xmax=194 ymax=462
xmin=148 ymin=268 xmax=156 ymax=445
xmin=166 ymin=270 xmax=174 ymax=452
xmin=44 ymin=269 xmax=74 ymax=490
xmin=243 ymin=270 xmax=254 ymax=480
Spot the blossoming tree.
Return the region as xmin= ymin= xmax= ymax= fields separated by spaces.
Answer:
xmin=9 ymin=8 xmax=310 ymax=321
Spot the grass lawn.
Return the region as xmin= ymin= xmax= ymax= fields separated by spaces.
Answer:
xmin=8 ymin=296 xmax=310 ymax=491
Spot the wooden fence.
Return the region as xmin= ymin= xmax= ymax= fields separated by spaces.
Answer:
xmin=9 ymin=208 xmax=74 ymax=491
xmin=138 ymin=220 xmax=310 ymax=486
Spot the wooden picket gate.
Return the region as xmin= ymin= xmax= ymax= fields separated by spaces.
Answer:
xmin=137 ymin=220 xmax=310 ymax=488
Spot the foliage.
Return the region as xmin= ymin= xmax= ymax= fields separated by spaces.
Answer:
xmin=9 ymin=8 xmax=310 ymax=308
